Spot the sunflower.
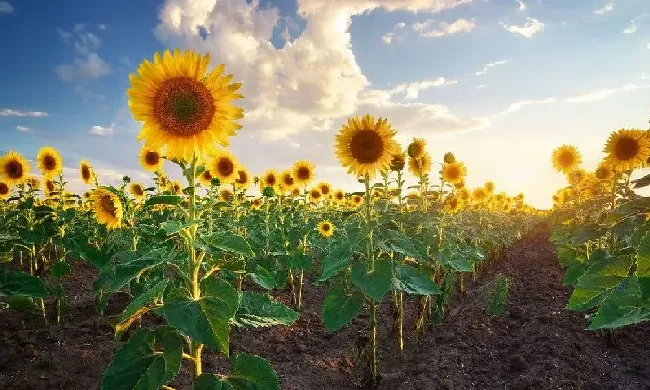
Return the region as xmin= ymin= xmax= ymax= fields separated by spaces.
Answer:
xmin=35 ymin=147 xmax=62 ymax=179
xmin=26 ymin=176 xmax=40 ymax=190
xmin=472 ymin=187 xmax=487 ymax=203
xmin=80 ymin=160 xmax=94 ymax=185
xmin=567 ymin=169 xmax=588 ymax=186
xmin=484 ymin=181 xmax=495 ymax=194
xmin=209 ymin=149 xmax=239 ymax=184
xmin=454 ymin=181 xmax=465 ymax=189
xmin=128 ymin=49 xmax=244 ymax=162
xmin=318 ymin=182 xmax=332 ymax=198
xmin=350 ymin=194 xmax=363 ymax=207
xmin=260 ymin=169 xmax=279 ymax=192
xmin=317 ymin=220 xmax=335 ymax=238
xmin=308 ymin=187 xmax=323 ymax=203
xmin=408 ymin=152 xmax=432 ymax=177
xmin=333 ymin=189 xmax=345 ymax=203
xmin=234 ymin=168 xmax=250 ymax=190
xmin=129 ymin=183 xmax=146 ymax=199
xmin=44 ymin=179 xmax=56 ymax=196
xmin=441 ymin=162 xmax=466 ymax=184
xmin=219 ymin=189 xmax=233 ymax=202
xmin=92 ymin=188 xmax=123 ymax=229
xmin=199 ymin=169 xmax=214 ymax=186
xmin=292 ymin=160 xmax=315 ymax=188
xmin=407 ymin=138 xmax=426 ymax=158
xmin=0 ymin=151 xmax=30 ymax=186
xmin=291 ymin=188 xmax=300 ymax=197
xmin=280 ymin=170 xmax=295 ymax=193
xmin=139 ymin=146 xmax=164 ymax=172
xmin=595 ymin=162 xmax=614 ymax=181
xmin=251 ymin=198 xmax=263 ymax=210
xmin=389 ymin=152 xmax=406 ymax=171
xmin=458 ymin=188 xmax=470 ymax=202
xmin=604 ymin=129 xmax=650 ymax=171
xmin=0 ymin=181 xmax=11 ymax=199
xmin=170 ymin=180 xmax=183 ymax=195
xmin=552 ymin=145 xmax=582 ymax=173
xmin=443 ymin=152 xmax=456 ymax=164
xmin=443 ymin=196 xmax=461 ymax=213
xmin=335 ymin=114 xmax=399 ymax=179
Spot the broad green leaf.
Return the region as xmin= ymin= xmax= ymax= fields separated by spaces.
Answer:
xmin=249 ymin=264 xmax=275 ymax=290
xmin=144 ymin=195 xmax=182 ymax=208
xmin=563 ymin=262 xmax=586 ymax=286
xmin=233 ymin=291 xmax=298 ymax=328
xmin=226 ymin=353 xmax=280 ymax=390
xmin=589 ymin=305 xmax=650 ymax=330
xmin=351 ymin=259 xmax=392 ymax=301
xmin=8 ymin=296 xmax=38 ymax=312
xmin=436 ymin=247 xmax=473 ymax=272
xmin=205 ymin=232 xmax=255 ymax=258
xmin=322 ymin=287 xmax=364 ymax=332
xmin=50 ymin=260 xmax=71 ymax=278
xmin=195 ymin=374 xmax=226 ymax=390
xmin=567 ymin=255 xmax=634 ymax=311
xmin=101 ymin=327 xmax=182 ymax=390
xmin=115 ymin=280 xmax=168 ymax=337
xmin=393 ymin=264 xmax=440 ymax=295
xmin=163 ymin=277 xmax=239 ymax=355
xmin=317 ymin=242 xmax=351 ymax=282
xmin=636 ymin=231 xmax=650 ymax=277
xmin=571 ymin=225 xmax=605 ymax=245
xmin=0 ymin=270 xmax=48 ymax=298
xmin=384 ymin=230 xmax=427 ymax=261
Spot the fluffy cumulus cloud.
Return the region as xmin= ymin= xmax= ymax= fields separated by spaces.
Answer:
xmin=89 ymin=123 xmax=115 ymax=136
xmin=412 ymin=18 xmax=476 ymax=38
xmin=501 ymin=17 xmax=545 ymax=38
xmin=0 ymin=1 xmax=13 ymax=13
xmin=56 ymin=53 xmax=112 ymax=82
xmin=16 ymin=126 xmax=29 ymax=132
xmin=153 ymin=0 xmax=478 ymax=141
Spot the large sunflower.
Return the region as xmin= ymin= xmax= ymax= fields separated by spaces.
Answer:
xmin=260 ymin=169 xmax=279 ymax=191
xmin=552 ymin=145 xmax=582 ymax=173
xmin=209 ymin=149 xmax=239 ymax=184
xmin=441 ymin=162 xmax=466 ymax=184
xmin=80 ymin=160 xmax=94 ymax=185
xmin=292 ymin=160 xmax=315 ymax=188
xmin=335 ymin=114 xmax=399 ymax=179
xmin=128 ymin=49 xmax=244 ymax=162
xmin=0 ymin=151 xmax=30 ymax=186
xmin=234 ymin=168 xmax=250 ymax=190
xmin=604 ymin=129 xmax=650 ymax=171
xmin=36 ymin=147 xmax=62 ymax=179
xmin=407 ymin=138 xmax=426 ymax=158
xmin=129 ymin=183 xmax=146 ymax=199
xmin=280 ymin=170 xmax=295 ymax=193
xmin=0 ymin=181 xmax=11 ymax=199
xmin=408 ymin=152 xmax=432 ymax=177
xmin=139 ymin=145 xmax=164 ymax=172
xmin=93 ymin=188 xmax=123 ymax=229
xmin=317 ymin=220 xmax=335 ymax=238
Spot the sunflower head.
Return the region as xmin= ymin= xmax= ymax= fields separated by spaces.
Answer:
xmin=128 ymin=49 xmax=244 ymax=162
xmin=443 ymin=152 xmax=456 ymax=164
xmin=260 ymin=169 xmax=279 ymax=192
xmin=318 ymin=182 xmax=331 ymax=197
xmin=210 ymin=149 xmax=239 ymax=184
xmin=219 ymin=189 xmax=233 ymax=202
xmin=280 ymin=170 xmax=295 ymax=193
xmin=407 ymin=138 xmax=426 ymax=158
xmin=234 ymin=168 xmax=250 ymax=190
xmin=0 ymin=181 xmax=11 ymax=199
xmin=292 ymin=160 xmax=315 ymax=188
xmin=139 ymin=146 xmax=164 ymax=172
xmin=26 ymin=176 xmax=40 ymax=190
xmin=408 ymin=152 xmax=432 ymax=177
xmin=308 ymin=187 xmax=323 ymax=203
xmin=335 ymin=114 xmax=399 ymax=179
xmin=552 ymin=145 xmax=582 ymax=173
xmin=317 ymin=220 xmax=335 ymax=238
xmin=199 ymin=169 xmax=214 ymax=186
xmin=333 ymin=189 xmax=345 ymax=203
xmin=595 ymin=162 xmax=614 ymax=181
xmin=472 ymin=187 xmax=487 ymax=203
xmin=604 ymin=129 xmax=650 ymax=172
xmin=170 ymin=180 xmax=183 ymax=194
xmin=567 ymin=168 xmax=588 ymax=186
xmin=441 ymin=162 xmax=466 ymax=184
xmin=0 ymin=151 xmax=30 ymax=186
xmin=458 ymin=187 xmax=470 ymax=202
xmin=454 ymin=180 xmax=465 ymax=189
xmin=443 ymin=196 xmax=461 ymax=213
xmin=389 ymin=152 xmax=406 ymax=171
xmin=80 ymin=160 xmax=94 ymax=185
xmin=291 ymin=188 xmax=300 ymax=197
xmin=251 ymin=198 xmax=263 ymax=210
xmin=483 ymin=181 xmax=495 ymax=194
xmin=351 ymin=194 xmax=363 ymax=207
xmin=92 ymin=188 xmax=123 ymax=229
xmin=36 ymin=147 xmax=62 ymax=179
xmin=44 ymin=179 xmax=56 ymax=196
xmin=129 ymin=183 xmax=146 ymax=198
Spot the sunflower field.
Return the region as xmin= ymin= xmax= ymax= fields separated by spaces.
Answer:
xmin=1 ymin=49 xmax=648 ymax=390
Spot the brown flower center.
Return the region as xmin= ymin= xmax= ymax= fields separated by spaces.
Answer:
xmin=132 ymin=185 xmax=144 ymax=196
xmin=81 ymin=165 xmax=91 ymax=181
xmin=296 ymin=167 xmax=311 ymax=180
xmin=614 ymin=137 xmax=640 ymax=161
xmin=322 ymin=223 xmax=331 ymax=232
xmin=265 ymin=174 xmax=276 ymax=186
xmin=154 ymin=77 xmax=215 ymax=136
xmin=336 ymin=192 xmax=344 ymax=200
xmin=145 ymin=151 xmax=160 ymax=166
xmin=445 ymin=165 xmax=460 ymax=181
xmin=320 ymin=185 xmax=330 ymax=195
xmin=350 ymin=129 xmax=384 ymax=164
xmin=0 ymin=182 xmax=8 ymax=195
xmin=558 ymin=151 xmax=575 ymax=167
xmin=202 ymin=170 xmax=213 ymax=181
xmin=216 ymin=157 xmax=234 ymax=177
xmin=100 ymin=194 xmax=118 ymax=217
xmin=46 ymin=181 xmax=55 ymax=192
xmin=310 ymin=190 xmax=321 ymax=199
xmin=42 ymin=155 xmax=57 ymax=171
xmin=407 ymin=142 xmax=423 ymax=158
xmin=5 ymin=160 xmax=23 ymax=179
xmin=282 ymin=174 xmax=294 ymax=187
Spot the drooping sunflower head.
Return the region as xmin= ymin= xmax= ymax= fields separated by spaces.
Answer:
xmin=0 ymin=151 xmax=30 ymax=186
xmin=292 ymin=160 xmax=315 ymax=188
xmin=408 ymin=152 xmax=432 ymax=177
xmin=234 ymin=168 xmax=250 ymax=190
xmin=129 ymin=183 xmax=146 ymax=199
xmin=128 ymin=49 xmax=244 ymax=162
xmin=318 ymin=182 xmax=332 ymax=197
xmin=309 ymin=187 xmax=323 ymax=203
xmin=552 ymin=145 xmax=582 ymax=173
xmin=139 ymin=145 xmax=164 ymax=172
xmin=199 ymin=169 xmax=214 ymax=186
xmin=407 ymin=138 xmax=426 ymax=158
xmin=484 ymin=181 xmax=495 ymax=194
xmin=335 ymin=114 xmax=399 ymax=179
xmin=595 ymin=161 xmax=614 ymax=181
xmin=389 ymin=152 xmax=406 ymax=171
xmin=604 ymin=129 xmax=650 ymax=172
xmin=260 ymin=169 xmax=279 ymax=192
xmin=0 ymin=181 xmax=11 ymax=199
xmin=80 ymin=160 xmax=94 ymax=185
xmin=280 ymin=170 xmax=295 ymax=193
xmin=36 ymin=147 xmax=62 ymax=179
xmin=441 ymin=162 xmax=466 ymax=184
xmin=317 ymin=220 xmax=335 ymax=238
xmin=333 ymin=189 xmax=345 ymax=203
xmin=443 ymin=152 xmax=456 ymax=164
xmin=219 ymin=189 xmax=233 ymax=202
xmin=92 ymin=188 xmax=123 ymax=230
xmin=209 ymin=149 xmax=239 ymax=184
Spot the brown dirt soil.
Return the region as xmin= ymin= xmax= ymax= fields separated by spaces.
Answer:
xmin=1 ymin=228 xmax=649 ymax=390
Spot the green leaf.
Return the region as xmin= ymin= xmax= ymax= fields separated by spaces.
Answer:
xmin=226 ymin=353 xmax=280 ymax=390
xmin=385 ymin=230 xmax=427 ymax=261
xmin=636 ymin=231 xmax=650 ymax=277
xmin=101 ymin=327 xmax=183 ymax=390
xmin=163 ymin=277 xmax=239 ymax=355
xmin=50 ymin=260 xmax=71 ymax=278
xmin=589 ymin=305 xmax=650 ymax=330
xmin=114 ymin=280 xmax=169 ymax=338
xmin=143 ymin=195 xmax=182 ymax=208
xmin=567 ymin=255 xmax=635 ymax=311
xmin=322 ymin=286 xmax=364 ymax=332
xmin=563 ymin=262 xmax=587 ymax=286
xmin=249 ymin=264 xmax=275 ymax=290
xmin=436 ymin=247 xmax=473 ymax=272
xmin=632 ymin=173 xmax=650 ymax=189
xmin=233 ymin=291 xmax=299 ymax=328
xmin=393 ymin=264 xmax=439 ymax=295
xmin=317 ymin=242 xmax=351 ymax=282
xmin=351 ymin=259 xmax=392 ymax=301
xmin=205 ymin=232 xmax=255 ymax=258
xmin=0 ymin=270 xmax=48 ymax=298
xmin=7 ymin=296 xmax=38 ymax=312
xmin=195 ymin=374 xmax=226 ymax=390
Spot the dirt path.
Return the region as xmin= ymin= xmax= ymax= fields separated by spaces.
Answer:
xmin=1 ymin=229 xmax=648 ymax=390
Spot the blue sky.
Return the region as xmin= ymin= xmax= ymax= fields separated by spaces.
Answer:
xmin=1 ymin=0 xmax=649 ymax=208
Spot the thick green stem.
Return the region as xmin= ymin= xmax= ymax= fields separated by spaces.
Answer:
xmin=363 ymin=175 xmax=378 ymax=383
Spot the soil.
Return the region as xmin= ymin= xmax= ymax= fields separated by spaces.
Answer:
xmin=1 ymin=228 xmax=649 ymax=390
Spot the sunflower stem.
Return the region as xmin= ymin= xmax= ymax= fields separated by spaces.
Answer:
xmin=363 ymin=174 xmax=378 ymax=384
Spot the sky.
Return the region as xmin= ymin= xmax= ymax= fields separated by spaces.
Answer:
xmin=1 ymin=0 xmax=649 ymax=209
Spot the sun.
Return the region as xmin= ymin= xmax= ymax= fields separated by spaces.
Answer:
xmin=292 ymin=160 xmax=315 ymax=188
xmin=552 ymin=145 xmax=582 ymax=173
xmin=93 ymin=188 xmax=123 ymax=229
xmin=335 ymin=114 xmax=399 ymax=179
xmin=209 ymin=149 xmax=239 ymax=184
xmin=0 ymin=151 xmax=30 ymax=186
xmin=604 ymin=129 xmax=650 ymax=172
xmin=128 ymin=49 xmax=244 ymax=162
xmin=139 ymin=145 xmax=164 ymax=172
xmin=317 ymin=220 xmax=335 ymax=238
xmin=80 ymin=160 xmax=94 ymax=185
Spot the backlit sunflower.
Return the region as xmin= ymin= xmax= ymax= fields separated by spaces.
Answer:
xmin=260 ymin=169 xmax=279 ymax=192
xmin=0 ymin=182 xmax=10 ymax=199
xmin=318 ymin=182 xmax=332 ymax=198
xmin=128 ymin=49 xmax=244 ymax=162
xmin=170 ymin=180 xmax=183 ymax=195
xmin=567 ymin=169 xmax=587 ymax=186
xmin=408 ymin=152 xmax=432 ymax=177
xmin=441 ymin=162 xmax=466 ymax=184
xmin=604 ymin=129 xmax=650 ymax=171
xmin=472 ymin=187 xmax=487 ymax=203
xmin=443 ymin=196 xmax=461 ymax=213
xmin=389 ymin=152 xmax=406 ymax=171
xmin=199 ymin=169 xmax=214 ymax=186
xmin=36 ymin=147 xmax=62 ymax=179
xmin=92 ymin=188 xmax=123 ymax=229
xmin=333 ymin=189 xmax=345 ymax=203
xmin=129 ymin=183 xmax=146 ymax=199
xmin=552 ymin=145 xmax=582 ymax=173
xmin=139 ymin=146 xmax=164 ymax=172
xmin=292 ymin=160 xmax=315 ymax=188
xmin=80 ymin=160 xmax=94 ymax=185
xmin=280 ymin=170 xmax=295 ymax=193
xmin=317 ymin=220 xmax=335 ymax=238
xmin=407 ymin=138 xmax=426 ymax=158
xmin=454 ymin=181 xmax=465 ymax=189
xmin=0 ymin=151 xmax=30 ymax=186
xmin=458 ymin=187 xmax=471 ymax=202
xmin=443 ymin=152 xmax=456 ymax=164
xmin=209 ymin=149 xmax=238 ymax=184
xmin=335 ymin=114 xmax=399 ymax=179
xmin=308 ymin=187 xmax=323 ymax=203
xmin=234 ymin=168 xmax=250 ymax=190
xmin=484 ymin=181 xmax=495 ymax=194
xmin=595 ymin=162 xmax=614 ymax=181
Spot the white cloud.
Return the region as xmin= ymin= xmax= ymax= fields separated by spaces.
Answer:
xmin=475 ymin=84 xmax=487 ymax=89
xmin=489 ymin=98 xmax=557 ymax=120
xmin=56 ymin=53 xmax=112 ymax=82
xmin=475 ymin=59 xmax=510 ymax=76
xmin=564 ymin=83 xmax=650 ymax=103
xmin=517 ymin=0 xmax=526 ymax=11
xmin=382 ymin=32 xmax=394 ymax=44
xmin=413 ymin=18 xmax=476 ymax=38
xmin=98 ymin=24 xmax=107 ymax=30
xmin=623 ymin=20 xmax=637 ymax=34
xmin=0 ymin=108 xmax=48 ymax=117
xmin=389 ymin=77 xmax=458 ymax=99
xmin=395 ymin=22 xmax=406 ymax=29
xmin=594 ymin=3 xmax=614 ymax=15
xmin=0 ymin=1 xmax=13 ymax=13
xmin=639 ymin=72 xmax=650 ymax=80
xmin=501 ymin=17 xmax=545 ymax=37
xmin=89 ymin=123 xmax=115 ymax=137
xmin=57 ymin=24 xmax=103 ymax=55
xmin=16 ymin=126 xmax=29 ymax=132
